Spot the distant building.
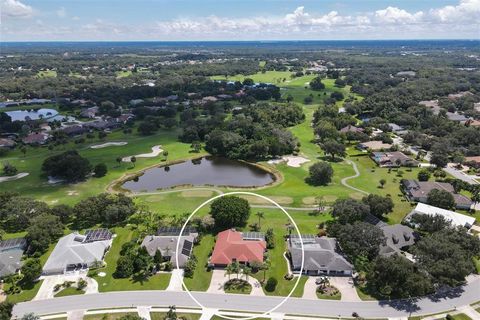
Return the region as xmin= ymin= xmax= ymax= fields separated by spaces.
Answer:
xmin=22 ymin=132 xmax=50 ymax=145
xmin=448 ymin=91 xmax=473 ymax=100
xmin=288 ymin=235 xmax=353 ymax=276
xmin=80 ymin=106 xmax=99 ymax=118
xmin=42 ymin=231 xmax=112 ymax=275
xmin=141 ymin=227 xmax=198 ymax=268
xmin=401 ymin=180 xmax=472 ymax=210
xmin=129 ymin=99 xmax=144 ymax=107
xmin=209 ymin=229 xmax=266 ymax=267
xmin=339 ymin=125 xmax=364 ymax=134
xmin=371 ymin=151 xmax=418 ymax=167
xmin=446 ymin=112 xmax=470 ymax=123
xmin=419 ymin=100 xmax=441 ymax=115
xmin=0 ymin=238 xmax=27 ymax=278
xmin=60 ymin=125 xmax=87 ymax=137
xmin=357 ymin=141 xmax=392 ymax=151
xmin=406 ymin=203 xmax=476 ymax=229
xmin=0 ymin=138 xmax=15 ymax=149
xmin=388 ymin=123 xmax=408 ymax=135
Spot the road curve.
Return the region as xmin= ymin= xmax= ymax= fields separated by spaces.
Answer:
xmin=341 ymin=159 xmax=369 ymax=195
xmin=13 ymin=276 xmax=480 ymax=318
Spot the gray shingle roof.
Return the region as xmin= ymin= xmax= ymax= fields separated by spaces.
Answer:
xmin=141 ymin=232 xmax=198 ymax=268
xmin=288 ymin=236 xmax=353 ymax=273
xmin=0 ymin=248 xmax=24 ymax=278
xmin=379 ymin=224 xmax=416 ymax=256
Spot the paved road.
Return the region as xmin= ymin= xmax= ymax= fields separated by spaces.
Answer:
xmin=13 ymin=276 xmax=480 ymax=319
xmin=443 ymin=164 xmax=479 ymax=185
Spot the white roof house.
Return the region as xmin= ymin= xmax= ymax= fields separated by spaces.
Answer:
xmin=407 ymin=203 xmax=476 ymax=229
xmin=42 ymin=233 xmax=112 ymax=275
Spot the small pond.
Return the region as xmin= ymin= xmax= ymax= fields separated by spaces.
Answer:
xmin=122 ymin=156 xmax=275 ymax=192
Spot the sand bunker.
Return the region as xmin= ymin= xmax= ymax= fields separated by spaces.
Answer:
xmin=90 ymin=142 xmax=128 ymax=149
xmin=122 ymin=145 xmax=163 ymax=162
xmin=0 ymin=172 xmax=29 ymax=183
xmin=268 ymin=155 xmax=310 ymax=168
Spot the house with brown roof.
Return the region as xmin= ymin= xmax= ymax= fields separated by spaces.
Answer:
xmin=401 ymin=180 xmax=472 ymax=210
xmin=0 ymin=138 xmax=15 ymax=149
xmin=340 ymin=125 xmax=364 ymax=134
xmin=22 ymin=132 xmax=50 ymax=145
xmin=209 ymin=229 xmax=266 ymax=268
xmin=371 ymin=151 xmax=418 ymax=167
xmin=357 ymin=141 xmax=392 ymax=151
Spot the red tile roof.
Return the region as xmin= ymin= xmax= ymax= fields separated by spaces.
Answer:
xmin=210 ymin=229 xmax=266 ymax=266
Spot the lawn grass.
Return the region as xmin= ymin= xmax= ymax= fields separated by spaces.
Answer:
xmin=447 ymin=314 xmax=472 ymax=320
xmin=83 ymin=313 xmax=138 ymax=320
xmin=93 ymin=227 xmax=171 ymax=292
xmin=5 ymin=280 xmax=43 ymax=304
xmin=37 ymin=70 xmax=57 ymax=78
xmin=183 ymin=234 xmax=215 ymax=291
xmin=116 ymin=70 xmax=133 ymax=78
xmin=54 ymin=287 xmax=85 ymax=297
xmin=150 ymin=312 xmax=201 ymax=320
xmin=223 ymin=279 xmax=252 ymax=294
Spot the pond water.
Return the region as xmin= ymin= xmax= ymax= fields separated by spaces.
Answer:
xmin=122 ymin=156 xmax=275 ymax=192
xmin=6 ymin=108 xmax=59 ymax=121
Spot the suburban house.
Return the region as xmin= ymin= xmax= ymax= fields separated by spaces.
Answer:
xmin=80 ymin=106 xmax=99 ymax=118
xmin=340 ymin=125 xmax=364 ymax=134
xmin=406 ymin=203 xmax=476 ymax=229
xmin=446 ymin=112 xmax=470 ymax=123
xmin=0 ymin=138 xmax=16 ymax=149
xmin=288 ymin=235 xmax=353 ymax=276
xmin=365 ymin=215 xmax=417 ymax=257
xmin=371 ymin=151 xmax=418 ymax=167
xmin=209 ymin=229 xmax=266 ymax=267
xmin=0 ymin=238 xmax=27 ymax=278
xmin=141 ymin=227 xmax=198 ymax=268
xmin=401 ymin=180 xmax=473 ymax=210
xmin=388 ymin=123 xmax=408 ymax=135
xmin=42 ymin=229 xmax=112 ymax=275
xmin=357 ymin=141 xmax=392 ymax=151
xmin=22 ymin=132 xmax=50 ymax=145
xmin=60 ymin=125 xmax=87 ymax=137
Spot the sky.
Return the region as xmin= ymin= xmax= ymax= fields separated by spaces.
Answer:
xmin=0 ymin=0 xmax=479 ymax=41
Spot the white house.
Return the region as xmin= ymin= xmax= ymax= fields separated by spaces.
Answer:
xmin=406 ymin=203 xmax=476 ymax=229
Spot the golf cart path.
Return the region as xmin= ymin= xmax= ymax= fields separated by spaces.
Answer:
xmin=341 ymin=159 xmax=369 ymax=195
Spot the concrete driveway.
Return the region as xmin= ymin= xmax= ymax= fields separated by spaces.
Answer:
xmin=35 ymin=273 xmax=98 ymax=300
xmin=444 ymin=163 xmax=478 ymax=185
xmin=166 ymin=269 xmax=183 ymax=291
xmin=329 ymin=277 xmax=360 ymax=302
xmin=302 ymin=277 xmax=318 ymax=300
xmin=207 ymin=269 xmax=227 ymax=294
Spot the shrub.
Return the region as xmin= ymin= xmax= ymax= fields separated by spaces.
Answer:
xmin=77 ymin=278 xmax=87 ymax=290
xmin=265 ymin=277 xmax=278 ymax=292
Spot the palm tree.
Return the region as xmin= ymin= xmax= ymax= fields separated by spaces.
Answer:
xmin=242 ymin=266 xmax=252 ymax=281
xmin=163 ymin=150 xmax=169 ymax=161
xmin=231 ymin=260 xmax=241 ymax=279
xmin=256 ymin=211 xmax=264 ymax=229
xmin=116 ymin=157 xmax=122 ymax=167
xmin=225 ymin=263 xmax=234 ymax=280
xmin=261 ymin=259 xmax=271 ymax=282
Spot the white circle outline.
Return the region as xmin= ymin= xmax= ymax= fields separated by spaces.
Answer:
xmin=175 ymin=191 xmax=305 ymax=320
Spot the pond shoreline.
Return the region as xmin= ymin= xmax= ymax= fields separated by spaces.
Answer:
xmin=108 ymin=155 xmax=283 ymax=194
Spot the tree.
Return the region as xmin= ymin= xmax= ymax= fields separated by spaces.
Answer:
xmin=306 ymin=162 xmax=333 ymax=186
xmin=165 ymin=305 xmax=177 ymax=320
xmin=332 ymin=198 xmax=370 ymax=224
xmin=362 ymin=194 xmax=394 ymax=219
xmin=114 ymin=255 xmax=135 ymax=278
xmin=21 ymin=313 xmax=40 ymax=320
xmin=191 ymin=142 xmax=201 ymax=153
xmin=225 ymin=263 xmax=235 ymax=280
xmin=242 ymin=265 xmax=252 ymax=281
xmin=154 ymin=249 xmax=163 ymax=266
xmin=0 ymin=301 xmax=14 ymax=320
xmin=314 ymin=121 xmax=339 ymax=143
xmin=131 ymin=156 xmax=137 ymax=167
xmin=116 ymin=157 xmax=122 ymax=167
xmin=163 ymin=150 xmax=169 ymax=161
xmin=21 ymin=258 xmax=42 ymax=284
xmin=379 ymin=179 xmax=386 ymax=188
xmin=50 ymin=204 xmax=73 ymax=223
xmin=367 ymin=255 xmax=433 ymax=299
xmin=94 ymin=163 xmax=108 ymax=178
xmin=329 ymin=221 xmax=385 ymax=260
xmin=408 ymin=213 xmax=450 ymax=233
xmin=417 ymin=169 xmax=431 ymax=181
xmin=265 ymin=228 xmax=275 ymax=249
xmin=256 ymin=211 xmax=264 ymax=229
xmin=265 ymin=277 xmax=278 ymax=292
xmin=412 ymin=227 xmax=480 ymax=287
xmin=26 ymin=214 xmax=64 ymax=254
xmin=138 ymin=121 xmax=157 ymax=135
xmin=20 ymin=146 xmax=27 ymax=157
xmin=310 ymin=77 xmax=325 ymax=91
xmin=322 ymin=140 xmax=346 ymax=161
xmin=2 ymin=162 xmax=18 ymax=176
xmin=42 ymin=150 xmax=92 ymax=182
xmin=427 ymin=189 xmax=456 ymax=210
xmin=210 ymin=196 xmax=250 ymax=229
xmin=430 ymin=152 xmax=449 ymax=168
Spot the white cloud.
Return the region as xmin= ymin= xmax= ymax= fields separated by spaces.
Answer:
xmin=0 ymin=0 xmax=33 ymax=18
xmin=56 ymin=7 xmax=66 ymax=18
xmin=72 ymin=16 xmax=80 ymax=21
xmin=430 ymin=0 xmax=480 ymax=22
xmin=375 ymin=7 xmax=424 ymax=24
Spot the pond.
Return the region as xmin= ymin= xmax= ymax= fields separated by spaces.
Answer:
xmin=122 ymin=156 xmax=275 ymax=192
xmin=5 ymin=108 xmax=59 ymax=121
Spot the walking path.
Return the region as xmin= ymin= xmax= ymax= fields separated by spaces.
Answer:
xmin=166 ymin=269 xmax=184 ymax=291
xmin=0 ymin=172 xmax=29 ymax=183
xmin=137 ymin=306 xmax=151 ymax=320
xmin=341 ymin=159 xmax=369 ymax=195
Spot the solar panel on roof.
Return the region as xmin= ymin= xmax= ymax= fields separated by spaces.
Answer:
xmin=156 ymin=226 xmax=196 ymax=236
xmin=290 ymin=234 xmax=315 ymax=239
xmin=181 ymin=240 xmax=193 ymax=256
xmin=241 ymin=232 xmax=264 ymax=240
xmin=84 ymin=229 xmax=112 ymax=243
xmin=0 ymin=238 xmax=27 ymax=251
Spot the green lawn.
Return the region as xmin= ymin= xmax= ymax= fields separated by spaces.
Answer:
xmin=83 ymin=313 xmax=138 ymax=320
xmin=183 ymin=234 xmax=215 ymax=291
xmin=223 ymin=279 xmax=252 ymax=294
xmin=447 ymin=314 xmax=472 ymax=320
xmin=93 ymin=227 xmax=171 ymax=292
xmin=150 ymin=312 xmax=201 ymax=320
xmin=5 ymin=280 xmax=43 ymax=304
xmin=116 ymin=70 xmax=133 ymax=78
xmin=54 ymin=287 xmax=85 ymax=297
xmin=37 ymin=70 xmax=57 ymax=78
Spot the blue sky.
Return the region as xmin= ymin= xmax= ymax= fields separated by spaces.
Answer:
xmin=1 ymin=0 xmax=479 ymax=41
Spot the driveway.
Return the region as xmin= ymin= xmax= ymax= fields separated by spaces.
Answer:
xmin=35 ymin=273 xmax=97 ymax=300
xmin=207 ymin=269 xmax=227 ymax=294
xmin=444 ymin=163 xmax=478 ymax=185
xmin=302 ymin=277 xmax=318 ymax=300
xmin=328 ymin=277 xmax=360 ymax=302
xmin=166 ymin=270 xmax=184 ymax=291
